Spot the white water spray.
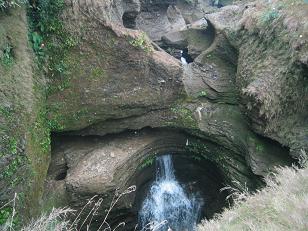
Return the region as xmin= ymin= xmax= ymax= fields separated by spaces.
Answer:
xmin=180 ymin=50 xmax=188 ymax=65
xmin=139 ymin=155 xmax=202 ymax=231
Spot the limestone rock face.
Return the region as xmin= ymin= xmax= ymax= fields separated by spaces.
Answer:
xmin=43 ymin=0 xmax=306 ymax=225
xmin=47 ymin=0 xmax=185 ymax=131
xmin=234 ymin=1 xmax=307 ymax=158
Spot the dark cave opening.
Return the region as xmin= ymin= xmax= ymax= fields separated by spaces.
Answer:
xmin=181 ymin=48 xmax=194 ymax=64
xmin=45 ymin=129 xmax=279 ymax=231
xmin=122 ymin=11 xmax=138 ymax=29
xmin=114 ymin=152 xmax=230 ymax=230
xmin=54 ymin=163 xmax=68 ymax=181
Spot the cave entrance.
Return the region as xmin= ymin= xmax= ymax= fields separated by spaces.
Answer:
xmin=122 ymin=11 xmax=138 ymax=29
xmin=45 ymin=129 xmax=260 ymax=231
xmin=110 ymin=152 xmax=229 ymax=230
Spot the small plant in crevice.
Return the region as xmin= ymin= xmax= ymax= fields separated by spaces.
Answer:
xmin=138 ymin=154 xmax=156 ymax=170
xmin=196 ymin=90 xmax=207 ymax=98
xmin=28 ymin=0 xmax=78 ymax=93
xmin=1 ymin=44 xmax=14 ymax=67
xmin=30 ymin=31 xmax=44 ymax=58
xmin=220 ymin=180 xmax=250 ymax=203
xmin=129 ymin=32 xmax=154 ymax=54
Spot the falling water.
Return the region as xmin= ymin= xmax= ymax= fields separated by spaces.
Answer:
xmin=180 ymin=50 xmax=188 ymax=65
xmin=139 ymin=155 xmax=202 ymax=231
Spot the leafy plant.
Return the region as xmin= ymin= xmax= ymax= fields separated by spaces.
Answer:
xmin=139 ymin=155 xmax=156 ymax=170
xmin=197 ymin=90 xmax=207 ymax=98
xmin=30 ymin=32 xmax=44 ymax=57
xmin=29 ymin=0 xmax=78 ymax=93
xmin=1 ymin=44 xmax=14 ymax=67
xmin=129 ymin=32 xmax=154 ymax=53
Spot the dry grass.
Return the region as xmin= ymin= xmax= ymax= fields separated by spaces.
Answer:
xmin=1 ymin=186 xmax=137 ymax=231
xmin=2 ymin=155 xmax=308 ymax=231
xmin=198 ymin=163 xmax=308 ymax=231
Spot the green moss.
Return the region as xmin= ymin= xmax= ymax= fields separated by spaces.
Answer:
xmin=167 ymin=105 xmax=198 ymax=129
xmin=47 ymin=101 xmax=92 ymax=131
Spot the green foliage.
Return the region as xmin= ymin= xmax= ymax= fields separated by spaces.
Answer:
xmin=1 ymin=44 xmax=14 ymax=67
xmin=1 ymin=155 xmax=26 ymax=180
xmin=261 ymin=8 xmax=280 ymax=24
xmin=196 ymin=90 xmax=207 ymax=98
xmin=0 ymin=136 xmax=18 ymax=158
xmin=30 ymin=32 xmax=44 ymax=57
xmin=0 ymin=105 xmax=13 ymax=119
xmin=129 ymin=32 xmax=154 ymax=53
xmin=138 ymin=155 xmax=156 ymax=170
xmin=29 ymin=0 xmax=78 ymax=93
xmin=0 ymin=207 xmax=12 ymax=225
xmin=30 ymin=108 xmax=51 ymax=153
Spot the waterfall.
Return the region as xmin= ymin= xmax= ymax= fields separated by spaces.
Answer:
xmin=139 ymin=155 xmax=202 ymax=231
xmin=180 ymin=50 xmax=188 ymax=65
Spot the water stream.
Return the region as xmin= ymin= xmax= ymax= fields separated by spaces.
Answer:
xmin=139 ymin=155 xmax=203 ymax=231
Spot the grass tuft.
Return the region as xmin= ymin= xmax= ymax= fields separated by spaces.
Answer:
xmin=198 ymin=164 xmax=308 ymax=231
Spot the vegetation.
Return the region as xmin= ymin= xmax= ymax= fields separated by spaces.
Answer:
xmin=138 ymin=154 xmax=156 ymax=170
xmin=196 ymin=91 xmax=207 ymax=98
xmin=167 ymin=106 xmax=198 ymax=129
xmin=1 ymin=44 xmax=14 ymax=67
xmin=1 ymin=162 xmax=307 ymax=230
xmin=198 ymin=163 xmax=308 ymax=231
xmin=129 ymin=32 xmax=154 ymax=54
xmin=28 ymin=0 xmax=78 ymax=93
xmin=260 ymin=8 xmax=280 ymax=24
xmin=1 ymin=186 xmax=137 ymax=231
xmin=0 ymin=0 xmax=27 ymax=10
